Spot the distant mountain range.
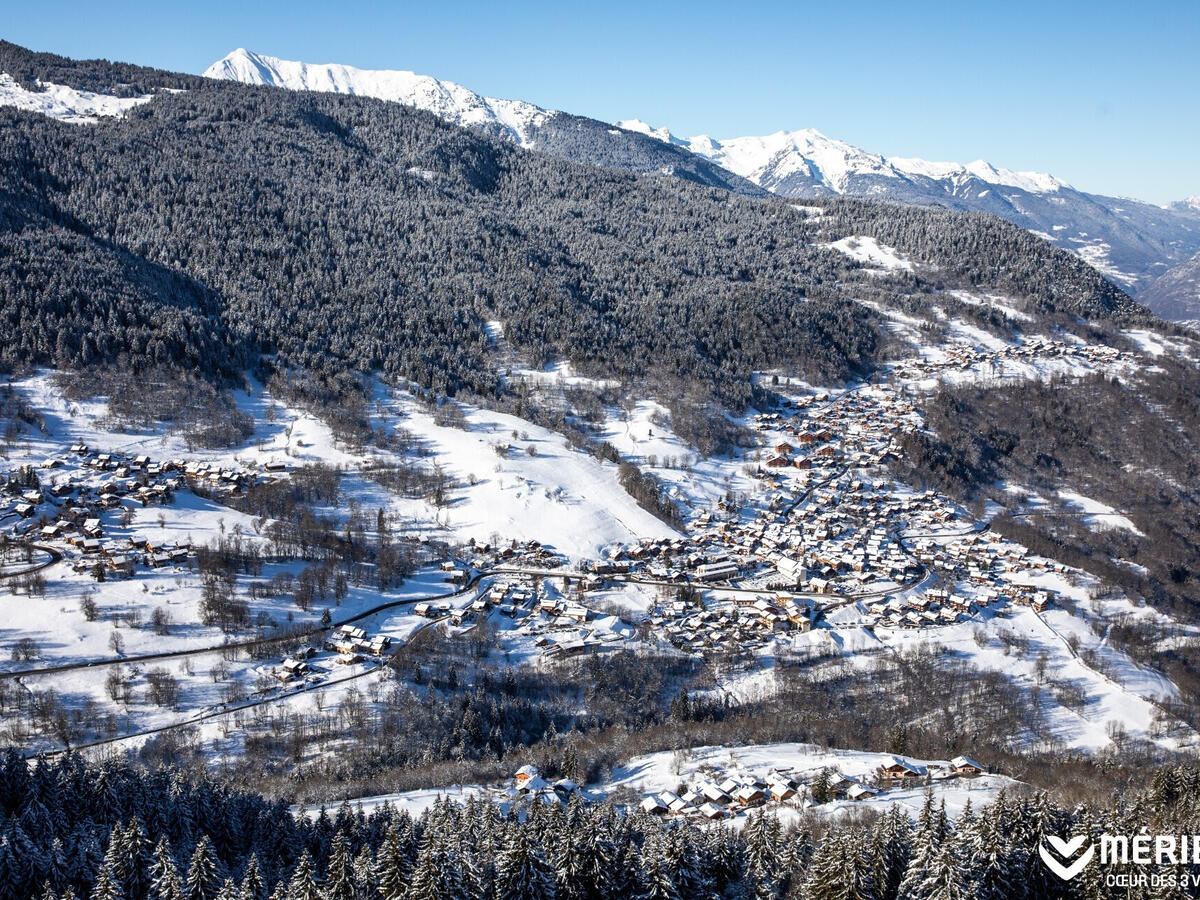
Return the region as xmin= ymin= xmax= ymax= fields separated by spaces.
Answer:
xmin=616 ymin=121 xmax=1200 ymax=300
xmin=202 ymin=49 xmax=760 ymax=196
xmin=201 ymin=49 xmax=1200 ymax=319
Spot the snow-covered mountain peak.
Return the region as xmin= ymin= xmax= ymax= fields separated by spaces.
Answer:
xmin=203 ymin=49 xmax=554 ymax=147
xmin=615 ymin=118 xmax=684 ymax=146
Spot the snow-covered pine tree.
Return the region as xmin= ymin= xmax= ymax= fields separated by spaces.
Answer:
xmin=406 ymin=832 xmax=466 ymax=900
xmin=373 ymin=826 xmax=413 ymax=900
xmin=799 ymin=827 xmax=875 ymax=900
xmin=869 ymin=806 xmax=912 ymax=900
xmin=184 ymin=837 xmax=224 ymax=900
xmin=148 ymin=838 xmax=181 ymax=900
xmin=352 ymin=845 xmax=375 ymax=900
xmin=494 ymin=826 xmax=557 ymax=900
xmin=324 ymin=832 xmax=355 ymax=900
xmin=743 ymin=811 xmax=784 ymax=900
xmin=896 ymin=793 xmax=947 ymax=900
xmin=959 ymin=802 xmax=1025 ymax=900
xmin=285 ymin=852 xmax=321 ymax=900
xmin=90 ymin=866 xmax=124 ymax=900
xmin=238 ymin=855 xmax=265 ymax=900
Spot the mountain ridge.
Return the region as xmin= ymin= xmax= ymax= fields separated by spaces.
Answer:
xmin=618 ymin=119 xmax=1200 ymax=302
xmin=198 ymin=48 xmax=1200 ymax=316
xmin=200 ymin=48 xmax=762 ymax=196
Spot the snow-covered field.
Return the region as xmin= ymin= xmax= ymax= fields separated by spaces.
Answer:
xmin=0 ymin=73 xmax=154 ymax=123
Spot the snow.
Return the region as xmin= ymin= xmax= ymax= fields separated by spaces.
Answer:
xmin=1057 ymin=490 xmax=1144 ymax=536
xmin=1122 ymin=329 xmax=1171 ymax=357
xmin=623 ymin=120 xmax=1068 ymax=198
xmin=600 ymin=743 xmax=1018 ymax=822
xmin=204 ymin=49 xmax=553 ymax=147
xmin=686 ymin=129 xmax=898 ymax=193
xmin=296 ymin=742 xmax=1020 ymax=825
xmin=891 ymin=157 xmax=1067 ymax=194
xmin=0 ymin=73 xmax=153 ymax=124
xmin=823 ymin=236 xmax=914 ymax=273
xmin=379 ymin=393 xmax=680 ymax=560
xmin=615 ymin=118 xmax=685 ymax=146
xmin=948 ymin=290 xmax=1033 ymax=322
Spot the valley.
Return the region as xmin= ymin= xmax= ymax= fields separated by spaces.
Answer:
xmin=1 ymin=32 xmax=1199 ymax=900
xmin=4 ymin=299 xmax=1196 ymax=823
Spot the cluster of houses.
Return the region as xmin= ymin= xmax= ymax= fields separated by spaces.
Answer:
xmin=636 ymin=755 xmax=988 ymax=821
xmin=1 ymin=443 xmax=288 ymax=577
xmin=472 ymin=538 xmax=566 ymax=571
xmin=274 ymin=623 xmax=393 ymax=681
xmin=507 ymin=765 xmax=591 ymax=805
xmin=653 ymin=593 xmax=815 ymax=653
xmin=889 ymin=336 xmax=1122 ymax=382
xmin=909 ymin=531 xmax=1060 ymax=604
xmin=324 ymin=624 xmax=391 ymax=664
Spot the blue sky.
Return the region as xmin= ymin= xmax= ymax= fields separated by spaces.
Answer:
xmin=4 ymin=0 xmax=1197 ymax=203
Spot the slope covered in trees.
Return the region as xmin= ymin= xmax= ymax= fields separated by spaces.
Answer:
xmin=2 ymin=751 xmax=1199 ymax=900
xmin=0 ymin=43 xmax=1146 ymax=412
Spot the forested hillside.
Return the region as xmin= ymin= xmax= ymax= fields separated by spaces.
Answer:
xmin=2 ymin=752 xmax=1199 ymax=900
xmin=0 ymin=43 xmax=1145 ymax=412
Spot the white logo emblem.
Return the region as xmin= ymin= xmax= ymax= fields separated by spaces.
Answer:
xmin=1039 ymin=835 xmax=1095 ymax=881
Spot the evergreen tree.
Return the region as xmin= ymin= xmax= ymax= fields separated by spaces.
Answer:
xmin=323 ymin=833 xmax=355 ymax=900
xmin=372 ymin=826 xmax=413 ymax=900
xmin=351 ymin=846 xmax=375 ymax=900
xmin=184 ymin=837 xmax=223 ymax=900
xmin=800 ymin=828 xmax=875 ymax=900
xmin=238 ymin=856 xmax=265 ymax=900
xmin=494 ymin=827 xmax=556 ymax=900
xmin=743 ymin=812 xmax=784 ymax=900
xmin=285 ymin=853 xmax=321 ymax=900
xmin=148 ymin=838 xmax=181 ymax=900
xmin=406 ymin=834 xmax=465 ymax=900
xmin=91 ymin=866 xmax=124 ymax=900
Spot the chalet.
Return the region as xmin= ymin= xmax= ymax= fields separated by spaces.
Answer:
xmin=847 ymin=783 xmax=880 ymax=802
xmin=950 ymin=756 xmax=985 ymax=777
xmin=698 ymin=782 xmax=731 ymax=804
xmin=698 ymin=802 xmax=727 ymax=820
xmin=827 ymin=774 xmax=859 ymax=800
xmin=878 ymin=757 xmax=926 ymax=783
xmin=414 ymin=600 xmax=451 ymax=618
xmin=765 ymin=455 xmax=790 ymax=469
xmin=774 ymin=442 xmax=795 ymax=455
xmin=277 ymin=657 xmax=309 ymax=681
xmin=640 ymin=796 xmax=669 ymax=816
xmin=514 ymin=765 xmax=541 ymax=789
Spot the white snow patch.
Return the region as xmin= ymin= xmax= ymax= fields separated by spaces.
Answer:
xmin=0 ymin=73 xmax=153 ymax=123
xmin=823 ymin=236 xmax=913 ymax=273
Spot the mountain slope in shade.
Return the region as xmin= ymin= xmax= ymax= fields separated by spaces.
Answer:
xmin=1137 ymin=249 xmax=1200 ymax=321
xmin=618 ymin=120 xmax=1200 ymax=305
xmin=203 ymin=49 xmax=762 ymax=196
